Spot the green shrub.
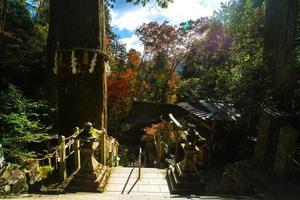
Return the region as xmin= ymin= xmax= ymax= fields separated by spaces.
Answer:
xmin=0 ymin=84 xmax=50 ymax=164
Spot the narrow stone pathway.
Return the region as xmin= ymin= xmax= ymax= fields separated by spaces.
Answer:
xmin=7 ymin=167 xmax=257 ymax=199
xmin=105 ymin=167 xmax=170 ymax=195
xmin=6 ymin=193 xmax=257 ymax=200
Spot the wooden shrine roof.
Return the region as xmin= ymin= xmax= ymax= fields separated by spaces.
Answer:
xmin=124 ymin=101 xmax=186 ymax=125
xmin=177 ymin=100 xmax=240 ymax=122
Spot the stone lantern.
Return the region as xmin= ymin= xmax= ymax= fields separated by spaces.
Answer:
xmin=67 ymin=122 xmax=107 ymax=192
xmin=167 ymin=124 xmax=205 ymax=194
xmin=77 ymin=122 xmax=100 ymax=174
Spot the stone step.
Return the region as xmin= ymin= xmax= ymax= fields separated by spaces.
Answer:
xmin=174 ymin=163 xmax=203 ymax=182
xmin=167 ymin=169 xmax=203 ymax=194
xmin=166 ymin=165 xmax=205 ymax=195
xmin=105 ymin=167 xmax=170 ymax=194
xmin=166 ymin=168 xmax=177 ymax=194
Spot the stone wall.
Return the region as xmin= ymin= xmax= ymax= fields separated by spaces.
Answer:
xmin=0 ymin=162 xmax=42 ymax=196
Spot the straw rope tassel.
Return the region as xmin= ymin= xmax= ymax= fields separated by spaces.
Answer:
xmin=71 ymin=50 xmax=78 ymax=74
xmin=105 ymin=61 xmax=111 ymax=76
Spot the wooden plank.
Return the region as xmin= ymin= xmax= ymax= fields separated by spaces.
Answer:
xmin=169 ymin=114 xmax=183 ymax=129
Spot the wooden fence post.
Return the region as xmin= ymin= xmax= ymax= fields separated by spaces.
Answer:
xmin=48 ymin=157 xmax=52 ymax=168
xmin=100 ymin=133 xmax=106 ymax=166
xmin=109 ymin=139 xmax=113 ymax=167
xmin=74 ymin=139 xmax=80 ymax=170
xmin=114 ymin=142 xmax=119 ymax=167
xmin=156 ymin=135 xmax=162 ymax=167
xmin=58 ymin=135 xmax=67 ymax=182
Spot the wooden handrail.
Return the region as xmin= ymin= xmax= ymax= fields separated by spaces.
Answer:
xmin=121 ymin=167 xmax=135 ymax=194
xmin=138 ymin=147 xmax=142 ymax=179
xmin=127 ymin=147 xmax=142 ymax=194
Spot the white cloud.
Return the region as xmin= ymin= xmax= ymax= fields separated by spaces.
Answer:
xmin=120 ymin=34 xmax=144 ymax=53
xmin=111 ymin=0 xmax=229 ymax=50
xmin=111 ymin=7 xmax=160 ymax=32
xmin=158 ymin=0 xmax=215 ymax=24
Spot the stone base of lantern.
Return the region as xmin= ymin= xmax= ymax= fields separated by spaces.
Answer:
xmin=67 ymin=164 xmax=110 ymax=192
xmin=167 ymin=163 xmax=205 ymax=194
xmin=67 ymin=142 xmax=110 ymax=192
xmin=167 ymin=144 xmax=205 ymax=194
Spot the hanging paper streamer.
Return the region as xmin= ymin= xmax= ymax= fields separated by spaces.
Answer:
xmin=89 ymin=53 xmax=97 ymax=74
xmin=71 ymin=50 xmax=78 ymax=74
xmin=53 ymin=52 xmax=58 ymax=74
xmin=82 ymin=51 xmax=89 ymax=65
xmin=105 ymin=61 xmax=111 ymax=76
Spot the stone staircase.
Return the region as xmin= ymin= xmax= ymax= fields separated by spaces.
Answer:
xmin=105 ymin=167 xmax=170 ymax=195
xmin=167 ymin=163 xmax=205 ymax=194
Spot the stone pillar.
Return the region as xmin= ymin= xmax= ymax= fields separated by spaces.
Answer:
xmin=273 ymin=126 xmax=298 ymax=174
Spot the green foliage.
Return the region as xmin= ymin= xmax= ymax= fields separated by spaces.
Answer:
xmin=177 ymin=0 xmax=267 ymax=133
xmin=177 ymin=67 xmax=230 ymax=102
xmin=0 ymin=0 xmax=48 ymax=89
xmin=224 ymin=0 xmax=268 ymax=131
xmin=0 ymin=84 xmax=49 ymax=164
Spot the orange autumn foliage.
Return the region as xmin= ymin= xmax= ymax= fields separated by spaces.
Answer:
xmin=108 ymin=69 xmax=138 ymax=118
xmin=144 ymin=122 xmax=169 ymax=137
xmin=127 ymin=49 xmax=141 ymax=69
xmin=168 ymin=72 xmax=179 ymax=103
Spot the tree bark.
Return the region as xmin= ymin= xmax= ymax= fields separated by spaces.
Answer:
xmin=46 ymin=0 xmax=59 ymax=121
xmin=263 ymin=0 xmax=298 ymax=111
xmin=48 ymin=0 xmax=107 ymax=135
xmin=0 ymin=0 xmax=8 ymax=32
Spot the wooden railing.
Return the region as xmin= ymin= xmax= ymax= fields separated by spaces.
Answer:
xmin=138 ymin=147 xmax=142 ymax=179
xmin=32 ymin=127 xmax=119 ymax=183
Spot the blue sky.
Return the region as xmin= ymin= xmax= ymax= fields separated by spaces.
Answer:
xmin=111 ymin=0 xmax=229 ymax=52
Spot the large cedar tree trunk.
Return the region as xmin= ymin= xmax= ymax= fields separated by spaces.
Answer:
xmin=47 ymin=0 xmax=107 ymax=135
xmin=264 ymin=0 xmax=298 ymax=111
xmin=46 ymin=0 xmax=59 ymax=124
